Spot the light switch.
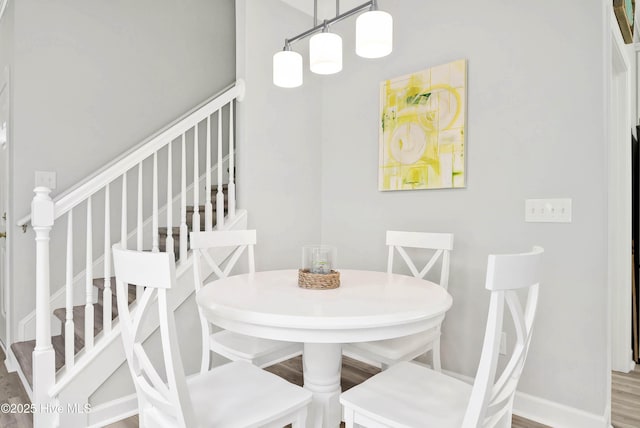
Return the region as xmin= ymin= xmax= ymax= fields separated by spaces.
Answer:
xmin=525 ymin=198 xmax=572 ymax=223
xmin=35 ymin=171 xmax=57 ymax=190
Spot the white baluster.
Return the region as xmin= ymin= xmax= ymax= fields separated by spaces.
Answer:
xmin=216 ymin=109 xmax=224 ymax=228
xmin=136 ymin=163 xmax=143 ymax=300
xmin=180 ymin=134 xmax=188 ymax=261
xmin=152 ymin=152 xmax=159 ymax=252
xmin=205 ymin=116 xmax=213 ymax=231
xmin=103 ymin=184 xmax=112 ymax=334
xmin=65 ymin=210 xmax=75 ymax=368
xmin=166 ymin=141 xmax=174 ymax=254
xmin=193 ymin=125 xmax=200 ymax=233
xmin=120 ymin=173 xmax=131 ymax=307
xmin=121 ymin=173 xmax=127 ymax=250
xmin=85 ymin=196 xmax=94 ymax=351
xmin=31 ymin=187 xmax=56 ymax=428
xmin=228 ymin=101 xmax=236 ymax=218
xmin=137 ymin=162 xmax=143 ymax=251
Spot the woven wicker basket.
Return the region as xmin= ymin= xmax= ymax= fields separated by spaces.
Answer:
xmin=298 ymin=269 xmax=340 ymax=290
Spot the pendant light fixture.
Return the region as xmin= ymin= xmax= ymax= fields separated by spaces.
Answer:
xmin=356 ymin=9 xmax=393 ymax=58
xmin=309 ymin=22 xmax=342 ymax=75
xmin=273 ymin=45 xmax=304 ymax=88
xmin=273 ymin=0 xmax=392 ymax=88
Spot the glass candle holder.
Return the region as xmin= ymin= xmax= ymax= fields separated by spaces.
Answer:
xmin=302 ymin=245 xmax=337 ymax=274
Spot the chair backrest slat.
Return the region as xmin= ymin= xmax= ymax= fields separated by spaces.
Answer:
xmin=131 ymin=288 xmax=154 ymax=341
xmin=191 ymin=230 xmax=257 ymax=280
xmin=134 ymin=372 xmax=174 ymax=411
xmin=462 ymin=246 xmax=543 ymax=428
xmin=201 ymin=248 xmax=228 ymax=279
xmin=190 ymin=229 xmax=256 ymax=249
xmin=386 ymin=231 xmax=454 ymax=289
xmin=112 ymin=245 xmax=197 ymax=428
xmin=485 ymin=246 xmax=543 ymax=291
xmin=393 ymin=246 xmax=422 ymax=278
xmin=133 ymin=343 xmax=172 ymax=397
xmin=386 ymin=230 xmax=454 ymax=250
xmin=222 ymin=245 xmax=250 ymax=276
xmin=418 ymin=249 xmax=444 ymax=279
xmin=112 ymin=247 xmax=174 ymax=289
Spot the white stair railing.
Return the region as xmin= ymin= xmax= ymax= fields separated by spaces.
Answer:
xmin=19 ymin=80 xmax=245 ymax=425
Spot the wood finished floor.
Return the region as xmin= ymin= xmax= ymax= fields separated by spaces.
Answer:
xmin=0 ymin=347 xmax=32 ymax=428
xmin=612 ymin=365 xmax=640 ymax=428
xmin=1 ymin=345 xmax=638 ymax=427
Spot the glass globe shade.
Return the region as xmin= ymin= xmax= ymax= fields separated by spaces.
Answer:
xmin=356 ymin=10 xmax=393 ymax=58
xmin=309 ymin=32 xmax=342 ymax=75
xmin=273 ymin=50 xmax=303 ymax=88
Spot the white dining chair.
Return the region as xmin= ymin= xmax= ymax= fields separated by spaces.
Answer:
xmin=340 ymin=246 xmax=543 ymax=428
xmin=342 ymin=230 xmax=454 ymax=371
xmin=112 ymin=245 xmax=311 ymax=428
xmin=190 ymin=230 xmax=303 ymax=372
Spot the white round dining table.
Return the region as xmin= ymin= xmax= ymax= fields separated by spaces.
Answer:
xmin=195 ymin=269 xmax=453 ymax=428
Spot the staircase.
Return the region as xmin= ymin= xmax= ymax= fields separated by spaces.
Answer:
xmin=10 ymin=187 xmax=229 ymax=389
xmin=10 ymin=281 xmax=136 ymax=388
xmin=10 ymin=81 xmax=245 ymax=427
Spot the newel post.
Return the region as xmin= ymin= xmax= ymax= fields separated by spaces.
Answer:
xmin=31 ymin=186 xmax=57 ymax=427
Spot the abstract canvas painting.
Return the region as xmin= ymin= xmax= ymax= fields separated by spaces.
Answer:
xmin=379 ymin=59 xmax=467 ymax=191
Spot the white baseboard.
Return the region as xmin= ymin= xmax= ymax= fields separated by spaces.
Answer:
xmin=443 ymin=369 xmax=607 ymax=428
xmin=513 ymin=391 xmax=607 ymax=428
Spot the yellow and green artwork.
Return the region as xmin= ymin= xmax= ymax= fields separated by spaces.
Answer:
xmin=379 ymin=59 xmax=467 ymax=191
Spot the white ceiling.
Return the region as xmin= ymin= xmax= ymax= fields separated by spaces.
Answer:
xmin=280 ymin=0 xmax=365 ymax=21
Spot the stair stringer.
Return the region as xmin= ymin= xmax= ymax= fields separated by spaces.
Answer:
xmin=50 ymin=209 xmax=248 ymax=428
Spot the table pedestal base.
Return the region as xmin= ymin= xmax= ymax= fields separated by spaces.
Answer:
xmin=303 ymin=343 xmax=342 ymax=428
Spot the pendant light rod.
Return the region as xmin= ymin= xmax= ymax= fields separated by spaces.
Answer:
xmin=314 ymin=0 xmax=318 ymax=26
xmin=283 ymin=0 xmax=375 ymax=49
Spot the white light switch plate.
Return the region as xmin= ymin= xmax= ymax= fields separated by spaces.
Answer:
xmin=35 ymin=171 xmax=57 ymax=190
xmin=525 ymin=198 xmax=572 ymax=223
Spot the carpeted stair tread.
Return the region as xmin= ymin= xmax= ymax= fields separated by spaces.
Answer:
xmin=187 ymin=203 xmax=229 ymax=212
xmin=187 ymin=206 xmax=208 ymax=230
xmin=94 ymin=277 xmax=136 ymax=307
xmin=10 ymin=335 xmax=66 ymax=388
xmin=52 ymin=303 xmax=107 ymax=346
xmin=158 ymin=227 xmax=186 ymax=259
xmin=158 ymin=226 xmax=184 ymax=238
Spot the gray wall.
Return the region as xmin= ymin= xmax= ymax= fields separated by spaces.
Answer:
xmin=10 ymin=0 xmax=236 ymax=335
xmin=236 ymin=0 xmax=324 ymax=268
xmin=0 ymin=0 xmax=14 ymax=350
xmin=243 ymin=0 xmax=608 ymax=419
xmin=0 ymin=1 xmax=12 ymax=81
xmin=320 ymin=0 xmax=607 ymax=416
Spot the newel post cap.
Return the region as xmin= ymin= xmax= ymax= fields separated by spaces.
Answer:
xmin=31 ymin=187 xmax=54 ymax=227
